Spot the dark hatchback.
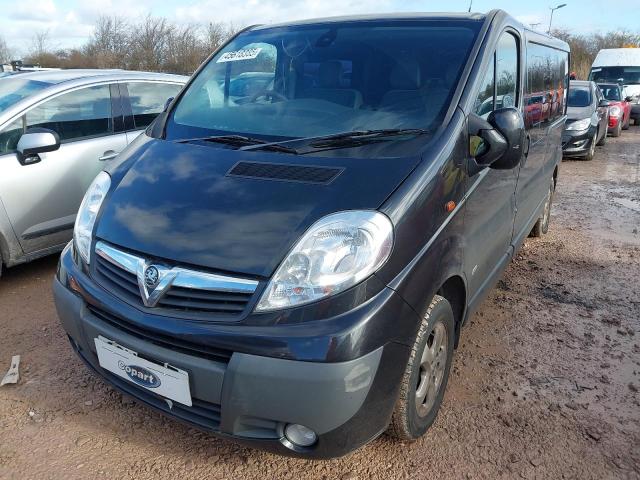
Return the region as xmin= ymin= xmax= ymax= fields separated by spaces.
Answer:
xmin=53 ymin=11 xmax=568 ymax=458
xmin=562 ymin=80 xmax=609 ymax=160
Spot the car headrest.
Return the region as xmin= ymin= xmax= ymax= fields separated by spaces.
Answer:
xmin=318 ymin=60 xmax=343 ymax=88
xmin=390 ymin=59 xmax=421 ymax=90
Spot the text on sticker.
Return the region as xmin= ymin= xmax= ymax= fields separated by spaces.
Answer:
xmin=217 ymin=48 xmax=262 ymax=63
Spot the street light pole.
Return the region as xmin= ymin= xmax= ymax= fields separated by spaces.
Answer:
xmin=548 ymin=3 xmax=567 ymax=34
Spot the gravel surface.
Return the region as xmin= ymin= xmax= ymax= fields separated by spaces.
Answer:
xmin=1 ymin=128 xmax=639 ymax=479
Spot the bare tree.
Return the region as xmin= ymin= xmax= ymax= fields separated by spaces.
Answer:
xmin=30 ymin=30 xmax=51 ymax=58
xmin=84 ymin=16 xmax=130 ymax=69
xmin=0 ymin=35 xmax=11 ymax=64
xmin=128 ymin=15 xmax=174 ymax=71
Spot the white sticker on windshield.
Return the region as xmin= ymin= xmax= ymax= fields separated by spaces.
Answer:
xmin=217 ymin=48 xmax=262 ymax=63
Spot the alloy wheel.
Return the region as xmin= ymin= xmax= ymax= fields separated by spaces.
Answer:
xmin=415 ymin=322 xmax=448 ymax=417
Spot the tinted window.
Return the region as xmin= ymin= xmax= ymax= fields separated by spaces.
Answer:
xmin=0 ymin=79 xmax=51 ymax=115
xmin=524 ymin=42 xmax=568 ymax=128
xmin=0 ymin=117 xmax=24 ymax=154
xmin=567 ymin=87 xmax=591 ymax=107
xmin=168 ymin=20 xmax=481 ymax=142
xmin=126 ymin=82 xmax=183 ymax=129
xmin=26 ymin=85 xmax=113 ymax=142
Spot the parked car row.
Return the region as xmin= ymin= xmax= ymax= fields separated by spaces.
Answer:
xmin=562 ymin=80 xmax=638 ymax=160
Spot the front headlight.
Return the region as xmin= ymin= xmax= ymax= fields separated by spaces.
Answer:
xmin=566 ymin=117 xmax=591 ymax=131
xmin=255 ymin=210 xmax=393 ymax=312
xmin=609 ymin=105 xmax=622 ymax=117
xmin=74 ymin=171 xmax=110 ymax=264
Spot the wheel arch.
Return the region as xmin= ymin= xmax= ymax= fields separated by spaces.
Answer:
xmin=437 ymin=275 xmax=467 ymax=348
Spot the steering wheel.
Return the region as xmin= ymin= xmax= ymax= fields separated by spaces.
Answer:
xmin=249 ymin=89 xmax=287 ymax=103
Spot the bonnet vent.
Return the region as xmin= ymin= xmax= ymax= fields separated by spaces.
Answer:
xmin=227 ymin=162 xmax=343 ymax=185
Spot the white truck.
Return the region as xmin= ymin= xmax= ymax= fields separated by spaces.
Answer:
xmin=589 ymin=48 xmax=640 ymax=125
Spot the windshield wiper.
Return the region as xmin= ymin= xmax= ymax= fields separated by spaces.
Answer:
xmin=174 ymin=134 xmax=299 ymax=154
xmin=175 ymin=134 xmax=268 ymax=146
xmin=306 ymin=128 xmax=430 ymax=148
xmin=239 ymin=128 xmax=430 ymax=153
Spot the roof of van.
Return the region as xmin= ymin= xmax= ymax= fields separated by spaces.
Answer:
xmin=592 ymin=48 xmax=640 ymax=68
xmin=253 ymin=11 xmax=489 ymax=30
xmin=249 ymin=10 xmax=570 ymax=50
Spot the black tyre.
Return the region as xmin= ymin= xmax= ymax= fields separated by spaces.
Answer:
xmin=596 ymin=127 xmax=607 ymax=146
xmin=530 ymin=177 xmax=555 ymax=237
xmin=387 ymin=295 xmax=455 ymax=441
xmin=584 ymin=131 xmax=597 ymax=161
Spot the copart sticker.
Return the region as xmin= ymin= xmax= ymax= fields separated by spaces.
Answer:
xmin=217 ymin=48 xmax=262 ymax=63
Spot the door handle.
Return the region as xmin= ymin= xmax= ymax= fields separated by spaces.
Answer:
xmin=98 ymin=150 xmax=119 ymax=161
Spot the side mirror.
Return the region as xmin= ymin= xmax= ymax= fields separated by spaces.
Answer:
xmin=17 ymin=128 xmax=60 ymax=165
xmin=468 ymin=108 xmax=525 ymax=176
xmin=598 ymin=99 xmax=610 ymax=108
xmin=625 ymin=96 xmax=633 ymax=103
xmin=163 ymin=97 xmax=174 ymax=112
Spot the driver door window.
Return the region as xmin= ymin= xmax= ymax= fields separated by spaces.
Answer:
xmin=474 ymin=32 xmax=519 ymax=118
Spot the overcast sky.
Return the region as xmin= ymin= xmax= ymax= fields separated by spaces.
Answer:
xmin=1 ymin=0 xmax=639 ymax=55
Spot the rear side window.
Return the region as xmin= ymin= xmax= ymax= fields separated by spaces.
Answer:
xmin=474 ymin=32 xmax=519 ymax=118
xmin=25 ymin=85 xmax=113 ymax=142
xmin=524 ymin=42 xmax=568 ymax=129
xmin=126 ymin=82 xmax=183 ymax=129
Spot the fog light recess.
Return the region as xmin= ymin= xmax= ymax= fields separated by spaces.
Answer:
xmin=283 ymin=423 xmax=317 ymax=447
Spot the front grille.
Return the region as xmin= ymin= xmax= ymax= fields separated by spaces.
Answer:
xmin=92 ymin=242 xmax=257 ymax=321
xmin=88 ymin=305 xmax=233 ymax=364
xmin=70 ymin=336 xmax=223 ymax=431
xmin=104 ymin=369 xmax=222 ymax=430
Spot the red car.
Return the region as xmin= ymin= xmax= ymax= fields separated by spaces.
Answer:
xmin=598 ymin=83 xmax=631 ymax=136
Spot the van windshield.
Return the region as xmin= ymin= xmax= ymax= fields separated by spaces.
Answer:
xmin=589 ymin=66 xmax=640 ymax=85
xmin=167 ymin=20 xmax=481 ymax=142
xmin=0 ymin=78 xmax=51 ymax=115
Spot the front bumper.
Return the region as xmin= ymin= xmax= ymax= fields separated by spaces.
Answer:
xmin=54 ymin=244 xmax=415 ymax=458
xmin=562 ymin=125 xmax=596 ymax=156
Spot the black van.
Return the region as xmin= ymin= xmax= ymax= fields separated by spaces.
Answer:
xmin=53 ymin=10 xmax=569 ymax=458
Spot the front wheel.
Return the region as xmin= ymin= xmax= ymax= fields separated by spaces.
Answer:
xmin=584 ymin=131 xmax=597 ymax=161
xmin=622 ymin=114 xmax=630 ymax=130
xmin=387 ymin=295 xmax=455 ymax=441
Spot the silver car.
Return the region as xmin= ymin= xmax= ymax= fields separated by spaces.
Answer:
xmin=0 ymin=70 xmax=187 ymax=276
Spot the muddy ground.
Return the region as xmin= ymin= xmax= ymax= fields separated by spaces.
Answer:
xmin=1 ymin=128 xmax=639 ymax=480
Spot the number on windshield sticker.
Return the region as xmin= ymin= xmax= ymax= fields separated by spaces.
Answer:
xmin=217 ymin=48 xmax=262 ymax=63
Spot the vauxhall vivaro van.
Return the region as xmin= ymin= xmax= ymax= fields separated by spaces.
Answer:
xmin=53 ymin=10 xmax=569 ymax=458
